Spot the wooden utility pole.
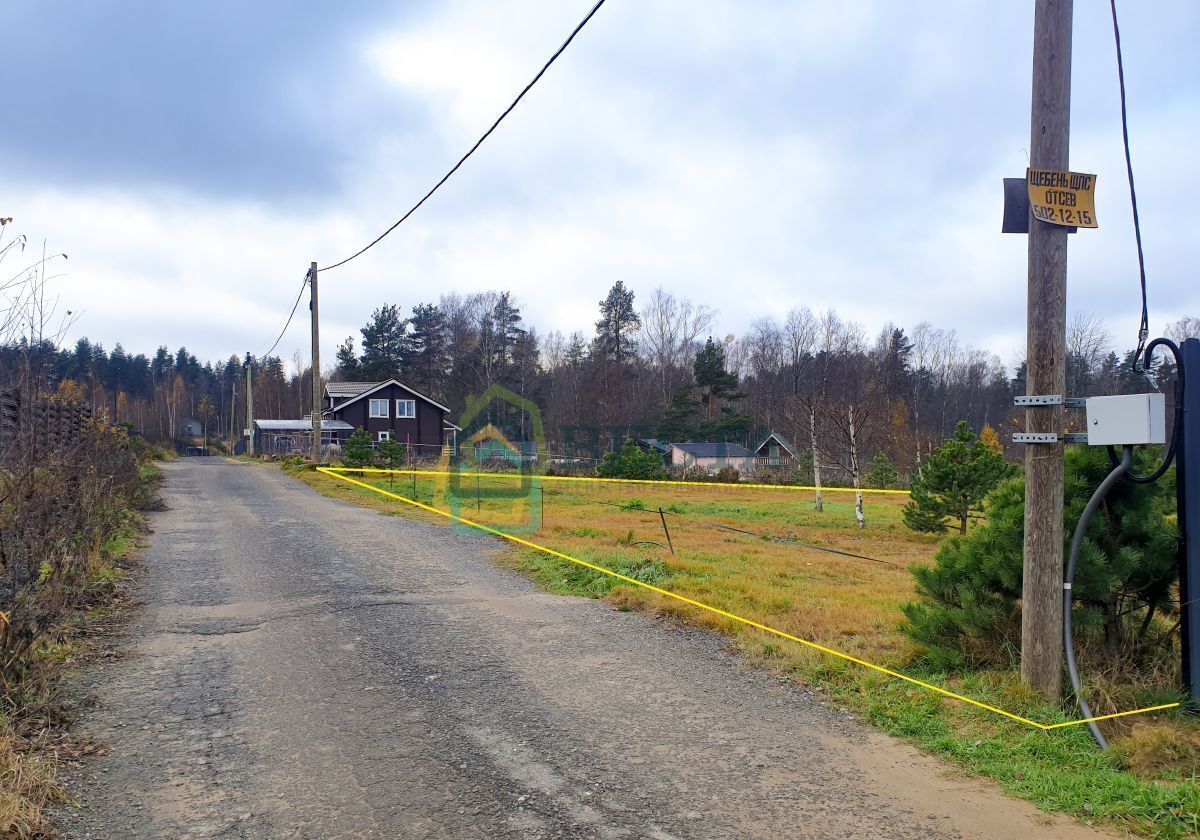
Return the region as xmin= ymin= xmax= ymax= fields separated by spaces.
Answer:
xmin=245 ymin=353 xmax=255 ymax=457
xmin=309 ymin=262 xmax=321 ymax=462
xmin=1021 ymin=0 xmax=1073 ymax=700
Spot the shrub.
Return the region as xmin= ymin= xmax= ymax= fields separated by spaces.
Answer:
xmin=341 ymin=428 xmax=375 ymax=468
xmin=597 ymin=440 xmax=669 ymax=481
xmin=715 ymin=466 xmax=740 ymax=483
xmin=902 ymin=446 xmax=1178 ymax=670
xmin=376 ymin=437 xmax=407 ymax=472
xmin=0 ymin=416 xmax=146 ymax=691
xmin=903 ymin=421 xmax=1016 ymax=534
xmin=864 ymin=452 xmax=902 ymax=489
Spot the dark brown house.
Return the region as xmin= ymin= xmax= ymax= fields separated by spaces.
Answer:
xmin=324 ymin=380 xmax=457 ymax=454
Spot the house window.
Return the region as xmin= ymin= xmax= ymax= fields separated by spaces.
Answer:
xmin=377 ymin=430 xmax=392 ymax=442
xmin=396 ymin=399 xmax=415 ymax=419
xmin=369 ymin=399 xmax=388 ymax=418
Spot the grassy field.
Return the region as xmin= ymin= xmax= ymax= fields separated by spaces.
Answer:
xmin=299 ymin=465 xmax=1200 ymax=839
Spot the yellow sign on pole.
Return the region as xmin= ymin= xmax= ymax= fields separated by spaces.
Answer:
xmin=1027 ymin=168 xmax=1098 ymax=228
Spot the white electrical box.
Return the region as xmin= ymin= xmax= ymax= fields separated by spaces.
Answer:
xmin=1085 ymin=393 xmax=1166 ymax=446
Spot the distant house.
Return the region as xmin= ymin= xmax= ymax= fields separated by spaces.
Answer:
xmin=669 ymin=442 xmax=755 ymax=474
xmin=630 ymin=438 xmax=671 ymax=460
xmin=323 ymin=379 xmax=458 ymax=453
xmin=753 ymin=432 xmax=798 ymax=469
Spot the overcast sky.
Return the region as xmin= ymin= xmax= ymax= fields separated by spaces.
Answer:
xmin=4 ymin=0 xmax=1197 ymax=372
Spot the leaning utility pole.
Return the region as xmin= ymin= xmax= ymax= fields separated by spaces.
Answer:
xmin=1021 ymin=0 xmax=1073 ymax=700
xmin=309 ymin=262 xmax=321 ymax=461
xmin=245 ymin=353 xmax=255 ymax=457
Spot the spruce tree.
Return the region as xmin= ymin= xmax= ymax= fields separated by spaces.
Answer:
xmin=407 ymin=303 xmax=449 ymax=396
xmin=903 ymin=421 xmax=1015 ymax=534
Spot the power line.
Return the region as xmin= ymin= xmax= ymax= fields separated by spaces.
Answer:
xmin=259 ymin=269 xmax=311 ymax=359
xmin=319 ymin=0 xmax=608 ymax=274
xmin=1108 ymin=0 xmax=1149 ymax=371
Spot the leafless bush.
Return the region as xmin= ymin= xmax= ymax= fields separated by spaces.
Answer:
xmin=0 ymin=233 xmax=145 ymax=694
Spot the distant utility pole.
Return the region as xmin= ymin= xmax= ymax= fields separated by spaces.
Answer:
xmin=245 ymin=353 xmax=255 ymax=457
xmin=309 ymin=262 xmax=321 ymax=462
xmin=1022 ymin=0 xmax=1073 ymax=700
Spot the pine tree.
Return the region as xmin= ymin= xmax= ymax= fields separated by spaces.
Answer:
xmin=902 ymin=421 xmax=1015 ymax=534
xmin=342 ymin=428 xmax=375 ymax=468
xmin=902 ymin=446 xmax=1178 ymax=669
xmin=865 ymin=452 xmax=901 ymax=489
xmin=593 ymin=281 xmax=640 ymax=364
xmin=376 ymin=437 xmax=407 ymax=477
xmin=657 ymin=386 xmax=699 ymax=441
xmin=335 ymin=336 xmax=361 ymax=379
xmin=359 ymin=304 xmax=410 ymax=381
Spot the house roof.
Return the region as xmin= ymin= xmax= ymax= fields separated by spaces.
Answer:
xmin=325 ymin=381 xmax=380 ymax=398
xmin=634 ymin=438 xmax=671 ymax=453
xmin=326 ymin=378 xmax=450 ymax=414
xmin=753 ymin=432 xmax=797 ymax=457
xmin=254 ymin=419 xmax=354 ymax=431
xmin=671 ymin=442 xmax=753 ymax=458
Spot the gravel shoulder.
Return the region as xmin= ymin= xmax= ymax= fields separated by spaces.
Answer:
xmin=58 ymin=458 xmax=1115 ymax=839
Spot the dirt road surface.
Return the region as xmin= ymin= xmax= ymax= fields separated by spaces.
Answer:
xmin=59 ymin=459 xmax=1112 ymax=839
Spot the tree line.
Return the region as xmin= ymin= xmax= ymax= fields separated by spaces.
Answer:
xmin=5 ymin=279 xmax=1193 ymax=480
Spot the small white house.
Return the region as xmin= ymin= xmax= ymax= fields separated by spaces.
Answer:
xmin=669 ymin=442 xmax=755 ymax=474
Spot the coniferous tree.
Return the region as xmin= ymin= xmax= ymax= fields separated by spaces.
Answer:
xmin=359 ymin=304 xmax=410 ymax=381
xmin=657 ymin=386 xmax=699 ymax=441
xmin=342 ymin=428 xmax=375 ymax=468
xmin=407 ymin=303 xmax=449 ymax=396
xmin=693 ymin=337 xmax=740 ymax=422
xmin=593 ymin=281 xmax=640 ymax=364
xmin=902 ymin=446 xmax=1178 ymax=668
xmin=903 ymin=421 xmax=1015 ymax=534
xmin=334 ymin=336 xmax=361 ymax=379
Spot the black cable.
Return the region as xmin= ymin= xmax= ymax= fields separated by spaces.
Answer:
xmin=1106 ymin=337 xmax=1183 ymax=483
xmin=1065 ymin=445 xmax=1133 ymax=750
xmin=320 ymin=0 xmax=608 ymax=274
xmin=1109 ymin=0 xmax=1150 ymax=371
xmin=260 ymin=269 xmax=311 ymax=359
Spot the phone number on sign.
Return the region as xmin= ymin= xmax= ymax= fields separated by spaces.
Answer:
xmin=1032 ymin=205 xmax=1093 ymax=226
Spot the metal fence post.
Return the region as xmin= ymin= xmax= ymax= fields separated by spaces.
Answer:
xmin=1179 ymin=338 xmax=1200 ymax=701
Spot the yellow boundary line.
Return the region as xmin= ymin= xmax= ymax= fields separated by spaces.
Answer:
xmin=317 ymin=467 xmax=1180 ymax=731
xmin=322 ymin=466 xmax=912 ymax=495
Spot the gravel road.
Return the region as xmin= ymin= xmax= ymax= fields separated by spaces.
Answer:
xmin=59 ymin=458 xmax=1112 ymax=839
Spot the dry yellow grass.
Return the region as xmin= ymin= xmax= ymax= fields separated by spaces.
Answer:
xmin=0 ymin=732 xmax=65 ymax=839
xmin=311 ymin=469 xmax=937 ymax=668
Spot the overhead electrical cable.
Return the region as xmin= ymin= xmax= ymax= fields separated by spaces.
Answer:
xmin=259 ymin=269 xmax=311 ymax=359
xmin=1108 ymin=0 xmax=1150 ymax=371
xmin=319 ymin=0 xmax=608 ymax=273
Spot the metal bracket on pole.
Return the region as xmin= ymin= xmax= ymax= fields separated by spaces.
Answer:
xmin=1062 ymin=433 xmax=1088 ymax=445
xmin=1013 ymin=432 xmax=1058 ymax=444
xmin=1015 ymin=394 xmax=1063 ymax=406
